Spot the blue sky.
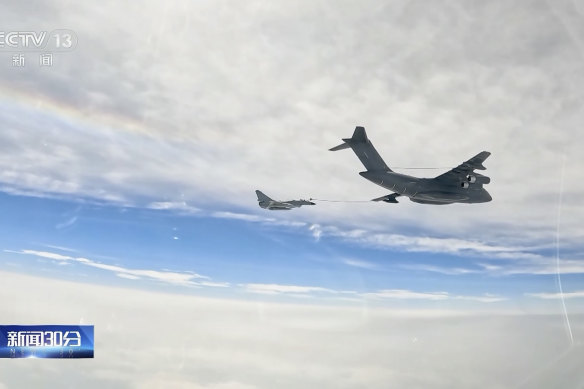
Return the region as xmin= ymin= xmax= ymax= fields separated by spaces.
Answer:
xmin=1 ymin=189 xmax=581 ymax=312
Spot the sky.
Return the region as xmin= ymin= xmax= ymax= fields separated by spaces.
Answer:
xmin=0 ymin=0 xmax=584 ymax=387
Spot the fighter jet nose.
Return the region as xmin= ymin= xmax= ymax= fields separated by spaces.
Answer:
xmin=309 ymin=202 xmax=315 ymax=205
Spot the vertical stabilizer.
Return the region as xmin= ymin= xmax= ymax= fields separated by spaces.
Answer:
xmin=255 ymin=190 xmax=273 ymax=202
xmin=329 ymin=127 xmax=391 ymax=172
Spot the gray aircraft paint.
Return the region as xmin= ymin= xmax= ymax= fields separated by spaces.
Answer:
xmin=330 ymin=127 xmax=492 ymax=205
xmin=256 ymin=190 xmax=315 ymax=210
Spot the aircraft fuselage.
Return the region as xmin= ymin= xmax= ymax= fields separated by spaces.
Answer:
xmin=359 ymin=171 xmax=492 ymax=204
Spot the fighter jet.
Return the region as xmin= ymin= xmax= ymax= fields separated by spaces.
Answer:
xmin=330 ymin=127 xmax=492 ymax=205
xmin=256 ymin=190 xmax=315 ymax=210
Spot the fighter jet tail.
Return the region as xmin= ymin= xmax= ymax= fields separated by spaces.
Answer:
xmin=255 ymin=190 xmax=273 ymax=202
xmin=329 ymin=126 xmax=392 ymax=172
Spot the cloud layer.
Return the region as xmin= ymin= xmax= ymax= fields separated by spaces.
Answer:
xmin=0 ymin=271 xmax=582 ymax=389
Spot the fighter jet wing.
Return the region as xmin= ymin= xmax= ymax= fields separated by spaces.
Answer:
xmin=434 ymin=151 xmax=491 ymax=183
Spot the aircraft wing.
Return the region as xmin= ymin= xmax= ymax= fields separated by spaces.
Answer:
xmin=434 ymin=151 xmax=491 ymax=183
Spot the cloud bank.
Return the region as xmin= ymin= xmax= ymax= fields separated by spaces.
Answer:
xmin=0 ymin=271 xmax=582 ymax=388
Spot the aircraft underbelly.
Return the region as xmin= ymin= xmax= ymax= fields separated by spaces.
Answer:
xmin=413 ymin=191 xmax=469 ymax=203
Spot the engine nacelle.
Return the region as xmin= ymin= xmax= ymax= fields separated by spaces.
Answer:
xmin=467 ymin=175 xmax=476 ymax=183
xmin=460 ymin=182 xmax=469 ymax=189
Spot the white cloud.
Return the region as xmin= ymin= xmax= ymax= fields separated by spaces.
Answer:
xmin=238 ymin=283 xmax=506 ymax=304
xmin=309 ymin=224 xmax=322 ymax=241
xmin=527 ymin=290 xmax=584 ymax=299
xmin=309 ymin=226 xmax=584 ymax=276
xmin=496 ymin=256 xmax=584 ymax=276
xmin=342 ymin=258 xmax=377 ymax=270
xmin=9 ymin=249 xmax=223 ymax=287
xmin=397 ymin=254 xmax=584 ymax=277
xmin=240 ymin=283 xmax=337 ymax=295
xmin=211 ymin=211 xmax=275 ymax=223
xmin=210 ymin=211 xmax=308 ymax=229
xmin=0 ymin=271 xmax=581 ymax=388
xmin=200 ymin=281 xmax=231 ymax=288
xmin=362 ymin=289 xmax=506 ymax=303
xmin=453 ymin=294 xmax=507 ymax=303
xmin=148 ymin=201 xmax=200 ymax=214
xmin=42 ymin=244 xmax=78 ymax=253
xmin=363 ymin=289 xmax=450 ymax=301
xmin=85 ymin=262 xmax=208 ymax=286
xmin=326 ymin=228 xmax=534 ymax=256
xmin=115 ymin=273 xmax=140 ymax=280
xmin=11 ymin=249 xmax=74 ymax=261
xmin=400 ymin=264 xmax=477 ymax=275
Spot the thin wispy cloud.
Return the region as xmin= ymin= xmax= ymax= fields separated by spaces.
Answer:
xmin=400 ymin=264 xmax=478 ymax=275
xmin=362 ymin=289 xmax=506 ymax=303
xmin=326 ymin=227 xmax=535 ymax=256
xmin=311 ymin=225 xmax=584 ymax=276
xmin=363 ymin=289 xmax=450 ymax=301
xmin=453 ymin=294 xmax=507 ymax=303
xmin=147 ymin=201 xmax=200 ymax=214
xmin=238 ymin=283 xmax=506 ymax=304
xmin=398 ymin=255 xmax=584 ymax=277
xmin=9 ymin=249 xmax=73 ymax=261
xmin=211 ymin=211 xmax=275 ymax=223
xmin=210 ymin=211 xmax=309 ymax=229
xmin=342 ymin=258 xmax=377 ymax=270
xmin=7 ymin=249 xmax=223 ymax=288
xmin=240 ymin=283 xmax=338 ymax=295
xmin=42 ymin=244 xmax=78 ymax=253
xmin=496 ymin=256 xmax=584 ymax=276
xmin=55 ymin=215 xmax=78 ymax=229
xmin=526 ymin=290 xmax=584 ymax=299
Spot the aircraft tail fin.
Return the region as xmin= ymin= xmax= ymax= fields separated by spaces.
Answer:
xmin=329 ymin=126 xmax=391 ymax=172
xmin=255 ymin=190 xmax=273 ymax=202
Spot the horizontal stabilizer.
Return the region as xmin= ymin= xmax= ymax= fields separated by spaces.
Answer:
xmin=329 ymin=142 xmax=352 ymax=151
xmin=329 ymin=126 xmax=369 ymax=151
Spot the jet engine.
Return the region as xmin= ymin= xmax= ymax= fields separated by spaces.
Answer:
xmin=466 ymin=175 xmax=476 ymax=183
xmin=460 ymin=182 xmax=469 ymax=189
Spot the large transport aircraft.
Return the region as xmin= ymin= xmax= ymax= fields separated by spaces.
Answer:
xmin=330 ymin=127 xmax=492 ymax=205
